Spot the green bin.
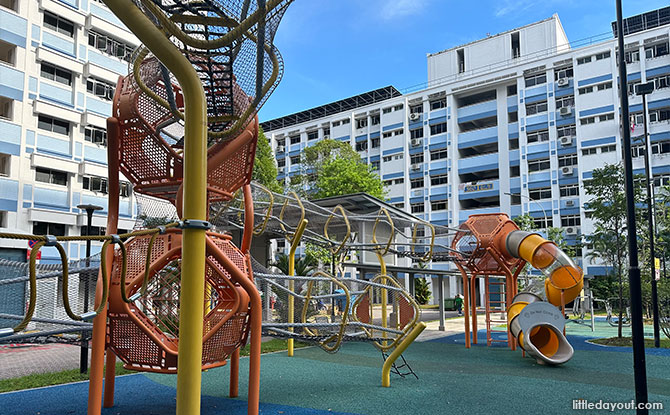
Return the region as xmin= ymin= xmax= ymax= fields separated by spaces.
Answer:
xmin=444 ymin=298 xmax=457 ymax=311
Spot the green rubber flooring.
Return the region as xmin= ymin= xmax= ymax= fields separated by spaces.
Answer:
xmin=143 ymin=336 xmax=670 ymax=415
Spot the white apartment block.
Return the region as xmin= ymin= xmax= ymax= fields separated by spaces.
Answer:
xmin=261 ymin=8 xmax=670 ymax=299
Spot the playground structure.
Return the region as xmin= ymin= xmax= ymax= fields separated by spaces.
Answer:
xmin=452 ymin=214 xmax=584 ymax=365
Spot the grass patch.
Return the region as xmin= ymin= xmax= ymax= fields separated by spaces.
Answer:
xmin=419 ymin=305 xmax=439 ymax=310
xmin=590 ymin=336 xmax=670 ymax=348
xmin=0 ymin=362 xmax=133 ymax=394
xmin=0 ymin=339 xmax=308 ymax=394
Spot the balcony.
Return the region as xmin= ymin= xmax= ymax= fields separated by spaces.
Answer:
xmin=458 ymin=179 xmax=499 ymax=200
xmin=458 ymin=126 xmax=497 ymax=149
xmin=457 ymin=99 xmax=496 ymax=124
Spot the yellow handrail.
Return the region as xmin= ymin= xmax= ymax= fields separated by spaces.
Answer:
xmin=287 ymin=218 xmax=308 ymax=356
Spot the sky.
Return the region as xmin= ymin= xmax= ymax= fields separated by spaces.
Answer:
xmin=258 ymin=0 xmax=669 ymax=122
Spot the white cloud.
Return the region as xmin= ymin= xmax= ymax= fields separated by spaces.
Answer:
xmin=377 ymin=0 xmax=429 ymax=20
xmin=495 ymin=0 xmax=538 ymax=17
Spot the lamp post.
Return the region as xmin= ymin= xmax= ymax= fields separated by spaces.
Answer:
xmin=77 ymin=203 xmax=103 ymax=373
xmin=504 ymin=192 xmax=549 ymax=227
xmin=616 ymin=1 xmax=649 ymax=412
xmin=635 ymin=80 xmax=661 ymax=348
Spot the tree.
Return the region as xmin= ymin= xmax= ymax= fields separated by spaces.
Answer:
xmin=414 ymin=277 xmax=431 ymax=305
xmin=583 ymin=163 xmax=645 ymax=337
xmin=513 ymin=213 xmax=535 ymax=232
xmin=272 ymin=252 xmax=317 ymax=276
xmin=252 ymin=127 xmax=282 ymax=193
xmin=296 ymin=139 xmax=386 ymax=200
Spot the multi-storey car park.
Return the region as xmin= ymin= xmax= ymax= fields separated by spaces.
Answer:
xmin=261 ymin=7 xmax=670 ymax=302
xmin=0 ymin=0 xmax=139 ymax=268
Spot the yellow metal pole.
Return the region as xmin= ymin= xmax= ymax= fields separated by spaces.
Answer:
xmin=376 ymin=252 xmax=388 ymax=346
xmin=101 ymin=3 xmax=208 ymax=415
xmin=381 ymin=322 xmax=426 ymax=387
xmin=288 ymin=219 xmax=308 ymax=356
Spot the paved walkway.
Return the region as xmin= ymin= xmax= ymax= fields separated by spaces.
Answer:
xmin=0 ymin=343 xmax=86 ymax=380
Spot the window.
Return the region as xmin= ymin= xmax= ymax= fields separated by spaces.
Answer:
xmin=44 ymin=12 xmax=74 ymax=38
xmin=648 ymin=108 xmax=670 ymax=123
xmin=410 ymin=128 xmax=424 ymax=139
xmin=560 ymin=184 xmax=579 ymax=197
xmin=277 ymin=159 xmax=285 ymax=168
xmin=526 ymin=129 xmax=549 ymax=144
xmin=382 ymin=107 xmax=392 ymax=114
xmin=289 ymin=135 xmax=300 ymax=145
xmin=430 ymin=98 xmax=446 ymax=110
xmin=654 ymin=174 xmax=670 ymax=187
xmin=580 ymin=116 xmax=595 ymax=125
xmin=0 ymin=96 xmax=12 ymax=120
xmin=123 ymin=182 xmax=134 ymax=198
xmin=0 ymin=153 xmax=9 ymax=176
xmin=0 ymin=0 xmax=18 ymax=12
xmin=290 ymin=155 xmax=300 ymax=164
xmin=410 ymin=104 xmax=423 ymax=114
xmin=582 ymin=148 xmax=598 ymax=156
xmin=555 ymin=95 xmax=574 ymax=109
xmin=81 ymin=225 xmax=106 ymax=236
xmin=628 ymin=80 xmax=642 ymax=95
xmin=88 ymin=30 xmax=134 ymax=62
xmin=645 ymin=42 xmax=669 ymax=59
xmin=356 ymin=118 xmax=367 ymax=129
xmin=410 ymin=178 xmax=424 ymax=189
xmin=525 ymin=100 xmax=547 ymax=115
xmin=370 ymin=115 xmax=380 ymax=125
xmin=37 ymin=115 xmax=70 ymax=136
xmin=528 ymin=158 xmax=550 ymax=172
xmin=410 ymin=154 xmax=424 ymax=164
xmin=33 ymin=222 xmax=66 ymax=236
xmin=40 ymin=63 xmax=72 ymax=86
xmin=371 ymin=137 xmax=380 ymax=148
xmin=651 ymin=74 xmax=670 ymax=90
xmin=561 ymin=215 xmax=581 ymax=227
xmin=651 ymin=141 xmax=670 ymax=155
xmin=597 ymin=82 xmax=612 ymax=91
xmin=0 ymin=39 xmax=16 ymax=66
xmin=509 ymin=138 xmax=519 ymax=150
xmin=457 ymin=49 xmax=465 ymax=73
xmin=384 ymin=178 xmax=404 ymax=186
xmin=557 ymin=124 xmax=576 ymax=138
xmin=382 ymin=131 xmax=392 ymax=139
xmin=82 ymin=176 xmax=108 ymax=193
xmin=601 ymin=144 xmax=617 ymax=153
xmin=578 ymin=86 xmax=593 ymax=95
xmin=508 ymin=111 xmax=518 ymax=123
xmin=394 ymin=129 xmax=403 ymax=136
xmin=576 ymin=56 xmax=592 ymax=65
xmin=430 ymin=123 xmax=447 ymax=135
xmin=322 ymin=127 xmax=330 ymax=137
xmin=431 ymin=174 xmax=448 ymax=186
xmin=411 ymin=203 xmax=424 ymax=214
xmin=558 ymin=154 xmax=577 ymax=167
xmin=430 ymin=149 xmax=447 ymax=161
xmin=393 ymin=203 xmax=404 ymax=210
xmin=355 ymin=141 xmax=367 ymax=152
xmin=511 ymin=32 xmax=520 ymax=58
xmin=393 ymin=104 xmax=403 ymax=111
xmin=371 ymin=160 xmax=379 ymax=170
xmin=555 ymin=67 xmax=574 ymax=80
xmin=86 ymin=78 xmax=115 ymax=101
xmin=624 ymin=49 xmax=640 ymax=64
xmin=533 ymin=217 xmax=553 ymax=229
xmin=307 ymin=131 xmax=318 ymax=140
xmin=595 ymin=51 xmax=611 ymax=60
xmin=85 ymin=126 xmax=107 ymax=146
xmin=35 ymin=167 xmax=67 ymax=186
xmin=431 ymin=201 xmax=447 ymax=211
xmin=524 ymin=73 xmax=546 ymax=87
xmin=507 ymin=84 xmax=517 ymax=96
xmin=599 ymin=113 xmax=614 ymax=122
xmin=529 ymin=187 xmax=551 ymax=200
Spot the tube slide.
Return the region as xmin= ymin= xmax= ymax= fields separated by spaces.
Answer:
xmin=502 ymin=231 xmax=583 ymax=365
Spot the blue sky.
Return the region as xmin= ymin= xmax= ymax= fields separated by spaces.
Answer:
xmin=258 ymin=0 xmax=669 ymax=122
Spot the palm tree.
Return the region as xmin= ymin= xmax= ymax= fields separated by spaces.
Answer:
xmin=272 ymin=253 xmax=317 ymax=276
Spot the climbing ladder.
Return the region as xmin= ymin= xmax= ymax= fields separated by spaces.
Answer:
xmin=484 ymin=275 xmax=509 ymax=347
xmin=380 ymin=350 xmax=418 ymax=379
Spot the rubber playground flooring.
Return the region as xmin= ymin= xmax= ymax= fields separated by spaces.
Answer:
xmin=2 ymin=331 xmax=670 ymax=415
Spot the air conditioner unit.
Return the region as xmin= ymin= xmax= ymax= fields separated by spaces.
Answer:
xmin=410 ymin=164 xmax=421 ymax=171
xmin=565 ymin=226 xmax=580 ymax=235
xmin=557 ymin=78 xmax=569 ymax=87
xmin=411 ymin=138 xmax=422 ymax=147
xmin=278 ymin=167 xmax=285 ymax=174
xmin=409 ymin=113 xmax=420 ymax=121
xmin=276 ymin=145 xmax=285 ymax=153
xmin=566 ymin=200 xmax=575 ymax=207
xmin=559 ymin=106 xmax=572 ymax=116
xmin=561 ymin=166 xmax=574 ymax=175
xmin=323 ymin=135 xmax=330 ymax=140
xmin=560 ymin=136 xmax=573 ymax=146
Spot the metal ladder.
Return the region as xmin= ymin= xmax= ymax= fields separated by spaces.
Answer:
xmin=484 ymin=275 xmax=509 ymax=347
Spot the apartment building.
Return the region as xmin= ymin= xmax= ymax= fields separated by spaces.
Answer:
xmin=261 ymin=7 xmax=670 ymax=298
xmin=0 ymin=0 xmax=138 ymax=265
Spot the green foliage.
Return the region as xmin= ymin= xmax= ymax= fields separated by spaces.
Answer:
xmin=138 ymin=214 xmax=174 ymax=228
xmin=513 ymin=213 xmax=535 ymax=231
xmin=304 ymin=242 xmax=332 ymax=266
xmin=583 ymin=163 xmax=645 ymax=337
xmin=296 ymin=139 xmax=386 ymax=200
xmin=272 ymin=252 xmax=317 ymax=276
xmin=252 ymin=127 xmax=282 ymax=192
xmin=414 ymin=277 xmax=431 ymax=305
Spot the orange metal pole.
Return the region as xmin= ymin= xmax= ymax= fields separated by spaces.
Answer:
xmin=470 ymin=275 xmax=478 ymax=344
xmin=103 ymin=352 xmax=116 ymax=407
xmin=88 ymin=116 xmax=121 ymax=415
xmin=457 ymin=266 xmax=470 ymax=348
xmin=229 ymin=348 xmax=240 ymax=398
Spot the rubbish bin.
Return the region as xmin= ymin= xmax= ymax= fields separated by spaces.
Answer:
xmin=444 ymin=298 xmax=457 ymax=311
